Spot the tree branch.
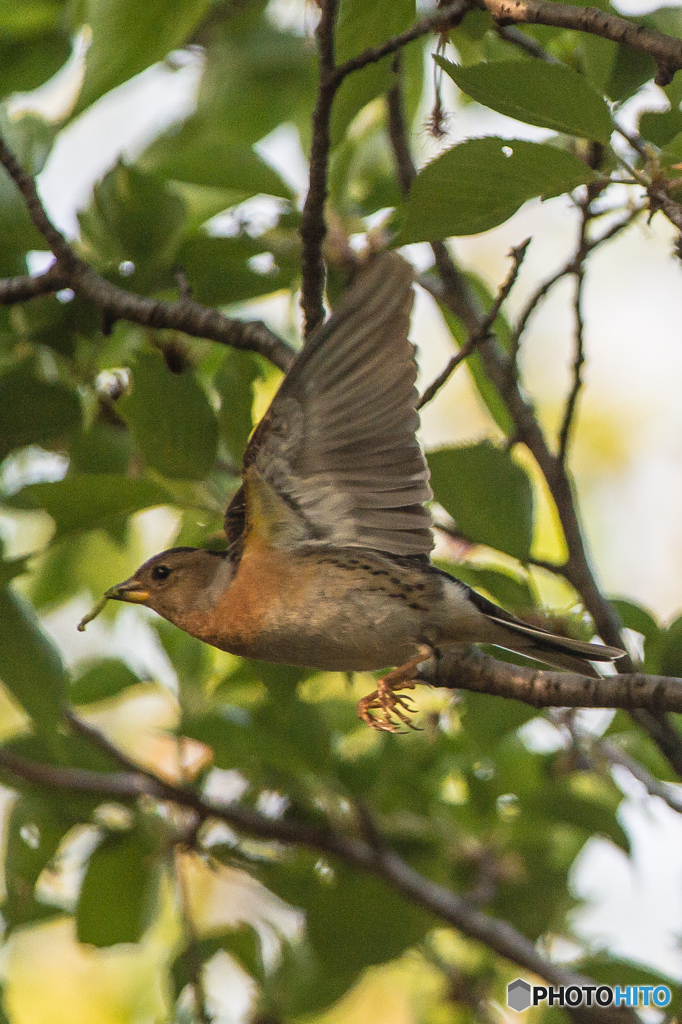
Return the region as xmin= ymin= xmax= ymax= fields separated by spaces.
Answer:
xmin=299 ymin=0 xmax=472 ymax=335
xmin=509 ymin=200 xmax=644 ymax=368
xmin=299 ymin=0 xmax=339 ymax=335
xmin=598 ymin=738 xmax=682 ymax=813
xmin=495 ymin=23 xmax=559 ymax=61
xmin=479 ymin=0 xmax=682 ymax=85
xmin=0 ymin=263 xmax=69 ymax=304
xmin=0 ymin=721 xmax=637 ymax=1023
xmin=0 ymin=133 xmax=295 ymax=373
xmin=558 ymin=198 xmax=591 ymax=461
xmin=418 ymin=239 xmax=530 ymax=409
xmin=418 ymin=645 xmax=682 ymax=713
xmin=333 ymin=1 xmax=471 ymax=82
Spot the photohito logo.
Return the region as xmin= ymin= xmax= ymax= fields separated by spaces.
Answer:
xmin=506 ymin=980 xmax=672 ymax=1012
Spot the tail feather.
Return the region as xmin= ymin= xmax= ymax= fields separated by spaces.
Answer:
xmin=486 ymin=615 xmax=624 ymax=677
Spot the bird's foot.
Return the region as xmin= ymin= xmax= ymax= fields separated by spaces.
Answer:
xmin=357 ymin=647 xmax=431 ymax=732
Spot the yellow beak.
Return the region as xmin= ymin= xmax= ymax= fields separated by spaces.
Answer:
xmin=104 ymin=580 xmax=150 ymax=604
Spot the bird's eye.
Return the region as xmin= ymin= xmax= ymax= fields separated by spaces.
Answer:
xmin=151 ymin=564 xmax=171 ymax=581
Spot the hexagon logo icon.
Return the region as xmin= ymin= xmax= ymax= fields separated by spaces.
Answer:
xmin=508 ymin=979 xmax=532 ymax=1012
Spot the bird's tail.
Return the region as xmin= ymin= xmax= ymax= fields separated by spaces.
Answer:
xmin=484 ymin=614 xmax=624 ymax=678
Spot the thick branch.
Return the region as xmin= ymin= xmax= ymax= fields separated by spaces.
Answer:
xmin=71 ymin=264 xmax=295 ymax=371
xmin=0 ymin=263 xmax=69 ymax=304
xmin=418 ymin=645 xmax=682 ymax=713
xmin=0 ymin=725 xmax=635 ymax=1023
xmin=479 ymin=0 xmax=682 ymax=84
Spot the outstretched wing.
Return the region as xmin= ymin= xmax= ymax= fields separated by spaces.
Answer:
xmin=224 ymin=251 xmax=433 ymax=556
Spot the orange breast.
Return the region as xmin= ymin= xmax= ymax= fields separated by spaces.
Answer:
xmin=202 ymin=538 xmax=312 ymax=657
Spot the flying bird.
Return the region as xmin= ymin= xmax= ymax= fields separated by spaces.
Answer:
xmin=82 ymin=252 xmax=624 ymax=729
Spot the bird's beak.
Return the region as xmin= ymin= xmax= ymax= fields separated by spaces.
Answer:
xmin=104 ymin=578 xmax=150 ymax=604
xmin=78 ymin=577 xmax=150 ymax=633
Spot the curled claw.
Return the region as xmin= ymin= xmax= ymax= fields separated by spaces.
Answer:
xmin=357 ymin=676 xmax=421 ymax=732
xmin=77 ymin=595 xmax=109 ymax=632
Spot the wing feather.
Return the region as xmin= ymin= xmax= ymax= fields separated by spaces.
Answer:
xmin=228 ymin=252 xmax=433 ymax=555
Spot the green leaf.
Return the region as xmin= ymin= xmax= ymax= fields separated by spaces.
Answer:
xmin=0 ymin=28 xmax=70 ymax=102
xmin=428 ymin=443 xmax=534 ymax=560
xmin=258 ymin=854 xmax=431 ymax=1016
xmin=330 ymin=0 xmax=416 ymax=146
xmin=140 ymin=122 xmax=289 ymax=197
xmin=640 ymin=107 xmax=682 ymax=148
xmin=118 ymin=351 xmax=218 ymax=480
xmin=580 ymin=954 xmax=679 ymax=1015
xmin=462 ymin=691 xmax=537 ymax=746
xmin=0 ymin=542 xmax=31 ymax=586
xmin=657 ymin=614 xmax=682 ymax=677
xmin=401 ymin=137 xmax=596 ymax=241
xmin=5 ymin=475 xmax=174 ymax=536
xmin=17 ymin=291 xmax=102 ymax=359
xmin=434 ymin=275 xmax=516 ymax=436
xmin=75 ymin=0 xmax=210 ymax=114
xmin=3 ymin=793 xmax=71 ymax=931
xmin=70 ymin=659 xmax=141 ymax=705
xmin=214 ymin=351 xmax=262 ymax=463
xmin=198 ymin=15 xmax=317 ymax=147
xmin=0 ymin=358 xmax=81 ymax=457
xmin=0 ymin=586 xmax=66 ymax=737
xmin=603 ymin=42 xmax=655 ymax=103
xmin=609 ymin=599 xmax=659 ymax=642
xmin=77 ymin=826 xmax=160 ymax=947
xmin=174 ymin=234 xmax=295 ymax=307
xmin=77 ymin=163 xmax=186 ymax=285
xmin=659 ymin=129 xmax=682 ymax=167
xmin=68 ymin=423 xmax=133 ymax=476
xmin=435 ymin=58 xmax=613 ymax=142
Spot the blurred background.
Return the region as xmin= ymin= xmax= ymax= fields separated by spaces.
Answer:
xmin=0 ymin=0 xmax=681 ymax=1019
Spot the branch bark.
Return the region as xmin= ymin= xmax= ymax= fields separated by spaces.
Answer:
xmin=418 ymin=645 xmax=682 ymax=713
xmin=479 ymin=0 xmax=682 ymax=84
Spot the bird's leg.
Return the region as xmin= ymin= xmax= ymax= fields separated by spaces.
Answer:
xmin=357 ymin=645 xmax=433 ymax=732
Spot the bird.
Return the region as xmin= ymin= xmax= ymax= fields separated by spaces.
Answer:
xmin=81 ymin=251 xmax=624 ymax=730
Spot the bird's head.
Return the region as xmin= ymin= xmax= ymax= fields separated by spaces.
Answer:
xmin=79 ymin=547 xmax=233 ymax=632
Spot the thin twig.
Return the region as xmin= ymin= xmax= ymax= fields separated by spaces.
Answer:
xmin=299 ymin=0 xmax=472 ymax=335
xmin=510 ymin=201 xmax=644 ymax=360
xmin=333 ymin=0 xmax=471 ymax=82
xmin=0 ymin=136 xmax=76 ymax=266
xmin=418 ymin=239 xmax=530 ymax=409
xmin=557 ymin=198 xmax=591 ymax=461
xmin=598 ymin=739 xmax=682 ymax=813
xmin=558 ymin=264 xmax=586 ymax=461
xmin=495 ymin=24 xmax=559 ymax=61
